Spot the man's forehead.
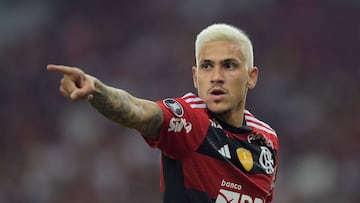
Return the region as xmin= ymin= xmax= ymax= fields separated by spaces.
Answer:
xmin=198 ymin=41 xmax=245 ymax=62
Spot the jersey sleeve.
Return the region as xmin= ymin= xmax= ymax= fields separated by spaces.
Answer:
xmin=144 ymin=97 xmax=208 ymax=159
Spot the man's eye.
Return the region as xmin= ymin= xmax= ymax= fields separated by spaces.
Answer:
xmin=201 ymin=64 xmax=212 ymax=70
xmin=224 ymin=63 xmax=236 ymax=69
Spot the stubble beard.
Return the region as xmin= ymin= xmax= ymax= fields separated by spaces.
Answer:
xmin=208 ymin=104 xmax=232 ymax=118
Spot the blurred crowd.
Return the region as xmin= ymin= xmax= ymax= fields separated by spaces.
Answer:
xmin=0 ymin=0 xmax=359 ymax=202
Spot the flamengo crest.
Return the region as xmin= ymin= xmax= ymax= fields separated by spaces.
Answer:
xmin=259 ymin=146 xmax=275 ymax=174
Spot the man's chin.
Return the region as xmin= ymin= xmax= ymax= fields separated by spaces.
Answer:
xmin=207 ymin=105 xmax=230 ymax=116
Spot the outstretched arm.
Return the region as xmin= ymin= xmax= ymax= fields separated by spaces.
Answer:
xmin=47 ymin=64 xmax=163 ymax=139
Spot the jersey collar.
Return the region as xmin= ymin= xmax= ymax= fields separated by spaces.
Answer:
xmin=214 ymin=115 xmax=252 ymax=134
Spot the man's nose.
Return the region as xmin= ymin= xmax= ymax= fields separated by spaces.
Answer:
xmin=211 ymin=67 xmax=224 ymax=84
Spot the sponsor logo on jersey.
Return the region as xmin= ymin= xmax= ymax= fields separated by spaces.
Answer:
xmin=236 ymin=147 xmax=254 ymax=172
xmin=216 ymin=180 xmax=264 ymax=203
xmin=218 ymin=144 xmax=231 ymax=159
xmin=168 ymin=117 xmax=192 ymax=133
xmin=247 ymin=133 xmax=274 ymax=150
xmin=163 ymin=99 xmax=184 ymax=117
xmin=221 ymin=179 xmax=242 ymax=191
xmin=215 ymin=189 xmax=240 ymax=203
xmin=259 ymin=146 xmax=275 ymax=174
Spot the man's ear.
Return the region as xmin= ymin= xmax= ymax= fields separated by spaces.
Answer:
xmin=247 ymin=66 xmax=258 ymax=89
xmin=192 ymin=66 xmax=198 ymax=89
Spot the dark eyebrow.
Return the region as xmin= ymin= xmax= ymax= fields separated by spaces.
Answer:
xmin=221 ymin=58 xmax=240 ymax=64
xmin=199 ymin=58 xmax=241 ymax=65
xmin=199 ymin=59 xmax=214 ymax=64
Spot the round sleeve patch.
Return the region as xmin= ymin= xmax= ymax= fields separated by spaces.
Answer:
xmin=163 ymin=98 xmax=184 ymax=117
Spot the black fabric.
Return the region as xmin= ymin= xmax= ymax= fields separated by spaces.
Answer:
xmin=184 ymin=189 xmax=214 ymax=203
xmin=196 ymin=125 xmax=276 ymax=174
xmin=162 ymin=154 xmax=187 ymax=203
xmin=214 ymin=116 xmax=252 ymax=134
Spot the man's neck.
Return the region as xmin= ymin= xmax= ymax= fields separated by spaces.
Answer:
xmin=213 ymin=108 xmax=245 ymax=128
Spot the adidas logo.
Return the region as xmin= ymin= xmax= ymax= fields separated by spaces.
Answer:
xmin=218 ymin=144 xmax=231 ymax=159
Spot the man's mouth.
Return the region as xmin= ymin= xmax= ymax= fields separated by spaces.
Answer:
xmin=209 ymin=88 xmax=227 ymax=96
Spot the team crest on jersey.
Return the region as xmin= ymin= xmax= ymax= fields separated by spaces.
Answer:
xmin=163 ymin=99 xmax=184 ymax=117
xmin=236 ymin=147 xmax=254 ymax=172
xmin=259 ymin=146 xmax=275 ymax=174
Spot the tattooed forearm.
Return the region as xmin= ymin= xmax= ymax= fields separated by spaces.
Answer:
xmin=90 ymin=87 xmax=132 ymax=123
xmin=88 ymin=81 xmax=163 ymax=139
xmin=141 ymin=105 xmax=164 ymax=138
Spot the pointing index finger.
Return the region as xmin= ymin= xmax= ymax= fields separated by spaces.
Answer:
xmin=47 ymin=64 xmax=78 ymax=75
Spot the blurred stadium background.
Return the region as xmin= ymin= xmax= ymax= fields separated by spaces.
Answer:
xmin=0 ymin=0 xmax=359 ymax=202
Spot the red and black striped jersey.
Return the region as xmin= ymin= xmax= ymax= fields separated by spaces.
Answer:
xmin=145 ymin=93 xmax=279 ymax=203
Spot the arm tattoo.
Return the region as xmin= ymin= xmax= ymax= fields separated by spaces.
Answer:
xmin=88 ymin=81 xmax=163 ymax=139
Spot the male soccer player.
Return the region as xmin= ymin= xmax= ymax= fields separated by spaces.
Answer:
xmin=48 ymin=23 xmax=279 ymax=203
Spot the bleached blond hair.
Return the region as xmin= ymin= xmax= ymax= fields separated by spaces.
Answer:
xmin=195 ymin=23 xmax=254 ymax=69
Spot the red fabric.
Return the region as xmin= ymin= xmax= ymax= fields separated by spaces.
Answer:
xmin=144 ymin=93 xmax=279 ymax=202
